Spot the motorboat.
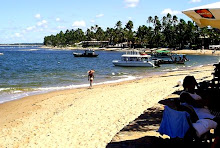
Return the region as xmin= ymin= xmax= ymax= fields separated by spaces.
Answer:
xmin=73 ymin=49 xmax=99 ymax=57
xmin=112 ymin=51 xmax=159 ymax=67
xmin=156 ymin=54 xmax=189 ymax=64
xmin=0 ymin=53 xmax=4 ymax=55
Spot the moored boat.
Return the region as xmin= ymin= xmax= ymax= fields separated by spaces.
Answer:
xmin=157 ymin=54 xmax=189 ymax=64
xmin=73 ymin=49 xmax=99 ymax=57
xmin=112 ymin=51 xmax=159 ymax=67
xmin=151 ymin=49 xmax=172 ymax=58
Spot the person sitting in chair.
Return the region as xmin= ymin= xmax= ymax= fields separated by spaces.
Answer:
xmin=180 ymin=76 xmax=219 ymax=138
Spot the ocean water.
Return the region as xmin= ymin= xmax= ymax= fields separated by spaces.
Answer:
xmin=0 ymin=46 xmax=219 ymax=103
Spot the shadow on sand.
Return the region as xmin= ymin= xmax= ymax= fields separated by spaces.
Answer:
xmin=106 ymin=91 xmax=212 ymax=148
xmin=106 ymin=136 xmax=210 ymax=148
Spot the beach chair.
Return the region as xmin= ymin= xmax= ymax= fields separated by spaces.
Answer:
xmin=158 ymin=104 xmax=214 ymax=144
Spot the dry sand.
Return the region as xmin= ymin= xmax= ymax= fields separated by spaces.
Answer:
xmin=0 ymin=65 xmax=216 ymax=148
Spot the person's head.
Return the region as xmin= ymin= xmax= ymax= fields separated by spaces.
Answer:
xmin=89 ymin=69 xmax=94 ymax=74
xmin=183 ymin=76 xmax=198 ymax=91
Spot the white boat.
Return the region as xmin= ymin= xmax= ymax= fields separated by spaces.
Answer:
xmin=0 ymin=53 xmax=4 ymax=55
xmin=112 ymin=51 xmax=159 ymax=67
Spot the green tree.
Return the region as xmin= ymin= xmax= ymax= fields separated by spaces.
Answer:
xmin=125 ymin=20 xmax=134 ymax=47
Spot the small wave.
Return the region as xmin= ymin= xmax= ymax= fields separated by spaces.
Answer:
xmin=172 ymin=68 xmax=179 ymax=71
xmin=13 ymin=90 xmax=23 ymax=93
xmin=0 ymin=75 xmax=138 ymax=104
xmin=21 ymin=49 xmax=40 ymax=51
xmin=95 ymin=75 xmax=138 ymax=85
xmin=162 ymin=68 xmax=179 ymax=72
xmin=111 ymin=72 xmax=128 ymax=76
xmin=196 ymin=65 xmax=204 ymax=67
xmin=38 ymin=75 xmax=137 ymax=91
xmin=38 ymin=84 xmax=89 ymax=91
xmin=0 ymin=87 xmax=35 ymax=93
xmin=0 ymin=88 xmax=10 ymax=91
xmin=162 ymin=69 xmax=171 ymax=72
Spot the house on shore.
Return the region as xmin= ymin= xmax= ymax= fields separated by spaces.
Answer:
xmin=80 ymin=40 xmax=109 ymax=48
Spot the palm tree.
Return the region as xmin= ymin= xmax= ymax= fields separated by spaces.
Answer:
xmin=125 ymin=20 xmax=133 ymax=31
xmin=172 ymin=15 xmax=178 ymax=25
xmin=43 ymin=13 xmax=220 ymax=49
xmin=105 ymin=27 xmax=115 ymax=45
xmin=115 ymin=21 xmax=122 ymax=30
xmin=147 ymin=16 xmax=153 ymax=27
xmin=125 ymin=20 xmax=134 ymax=48
xmin=136 ymin=25 xmax=148 ymax=45
xmin=176 ymin=19 xmax=188 ymax=49
xmin=114 ymin=21 xmax=123 ymax=45
xmin=153 ymin=16 xmax=159 ymax=26
xmin=95 ymin=27 xmax=105 ymax=41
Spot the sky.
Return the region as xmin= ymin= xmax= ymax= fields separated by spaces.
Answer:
xmin=0 ymin=0 xmax=219 ymax=44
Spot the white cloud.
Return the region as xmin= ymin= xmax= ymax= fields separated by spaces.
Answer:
xmin=56 ymin=18 xmax=60 ymax=22
xmin=72 ymin=20 xmax=86 ymax=28
xmin=26 ymin=26 xmax=36 ymax=31
xmin=124 ymin=0 xmax=139 ymax=8
xmin=189 ymin=0 xmax=201 ymax=3
xmin=35 ymin=14 xmax=41 ymax=19
xmin=96 ymin=14 xmax=104 ymax=18
xmin=161 ymin=8 xmax=181 ymax=15
xmin=14 ymin=33 xmax=22 ymax=37
xmin=90 ymin=19 xmax=95 ymax=23
xmin=37 ymin=20 xmax=48 ymax=27
xmin=12 ymin=19 xmax=48 ymax=41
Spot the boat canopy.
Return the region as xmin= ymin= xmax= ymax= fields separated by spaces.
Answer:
xmin=121 ymin=54 xmax=151 ymax=58
xmin=155 ymin=50 xmax=171 ymax=53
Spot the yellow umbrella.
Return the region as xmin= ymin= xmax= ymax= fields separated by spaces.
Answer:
xmin=182 ymin=2 xmax=220 ymax=29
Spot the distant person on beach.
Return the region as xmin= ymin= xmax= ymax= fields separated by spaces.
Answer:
xmin=180 ymin=76 xmax=220 ymax=138
xmin=88 ymin=69 xmax=95 ymax=87
xmin=182 ymin=55 xmax=188 ymax=61
xmin=213 ymin=48 xmax=216 ymax=54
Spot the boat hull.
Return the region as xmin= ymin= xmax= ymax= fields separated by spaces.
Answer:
xmin=73 ymin=53 xmax=99 ymax=57
xmin=157 ymin=59 xmax=185 ymax=64
xmin=112 ymin=60 xmax=154 ymax=67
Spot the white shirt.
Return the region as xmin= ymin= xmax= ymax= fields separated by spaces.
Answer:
xmin=180 ymin=91 xmax=215 ymax=119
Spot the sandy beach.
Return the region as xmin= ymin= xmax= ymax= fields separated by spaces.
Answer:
xmin=0 ymin=63 xmax=216 ymax=147
xmin=171 ymin=49 xmax=220 ymax=56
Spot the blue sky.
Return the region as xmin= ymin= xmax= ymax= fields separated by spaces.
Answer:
xmin=0 ymin=0 xmax=219 ymax=44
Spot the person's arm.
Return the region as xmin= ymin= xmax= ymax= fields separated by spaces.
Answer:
xmin=180 ymin=93 xmax=206 ymax=108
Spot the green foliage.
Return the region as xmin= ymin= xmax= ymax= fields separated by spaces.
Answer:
xmin=43 ymin=13 xmax=220 ymax=49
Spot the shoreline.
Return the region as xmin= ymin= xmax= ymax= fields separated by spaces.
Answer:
xmin=0 ymin=64 xmax=216 ymax=147
xmin=0 ymin=74 xmax=138 ymax=105
xmin=41 ymin=45 xmax=220 ymax=56
xmin=0 ymin=62 xmax=212 ymax=105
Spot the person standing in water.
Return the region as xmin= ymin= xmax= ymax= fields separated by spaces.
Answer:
xmin=88 ymin=69 xmax=95 ymax=87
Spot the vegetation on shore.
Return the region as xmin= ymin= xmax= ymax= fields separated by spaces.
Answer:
xmin=44 ymin=13 xmax=220 ymax=49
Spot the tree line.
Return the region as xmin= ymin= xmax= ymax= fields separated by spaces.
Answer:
xmin=43 ymin=13 xmax=220 ymax=49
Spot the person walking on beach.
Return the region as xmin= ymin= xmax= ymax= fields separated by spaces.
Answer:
xmin=88 ymin=69 xmax=95 ymax=88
